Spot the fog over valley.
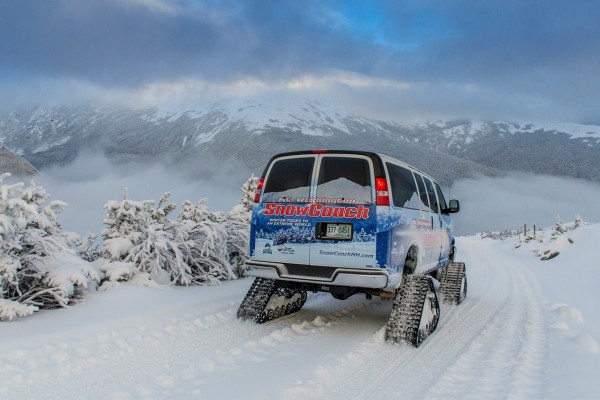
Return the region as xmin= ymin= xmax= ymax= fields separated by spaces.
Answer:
xmin=21 ymin=151 xmax=600 ymax=238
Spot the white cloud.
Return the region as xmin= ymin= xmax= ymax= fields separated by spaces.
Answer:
xmin=1 ymin=70 xmax=585 ymax=124
xmin=118 ymin=0 xmax=179 ymax=15
xmin=2 ymin=72 xmax=410 ymax=111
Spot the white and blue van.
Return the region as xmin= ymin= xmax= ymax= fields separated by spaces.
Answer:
xmin=237 ymin=150 xmax=467 ymax=347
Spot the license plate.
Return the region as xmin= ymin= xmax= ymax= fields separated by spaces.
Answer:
xmin=316 ymin=223 xmax=353 ymax=240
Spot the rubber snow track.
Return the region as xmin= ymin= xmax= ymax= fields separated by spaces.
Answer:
xmin=0 ymin=237 xmax=547 ymax=400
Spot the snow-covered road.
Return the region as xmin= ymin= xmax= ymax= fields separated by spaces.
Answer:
xmin=1 ymin=236 xmax=592 ymax=399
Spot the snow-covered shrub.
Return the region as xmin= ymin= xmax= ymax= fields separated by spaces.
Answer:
xmin=129 ymin=219 xmax=196 ymax=285
xmin=537 ymin=215 xmax=586 ymax=260
xmin=539 ymin=234 xmax=574 ymax=260
xmin=102 ymin=189 xmax=156 ymax=261
xmin=177 ymin=199 xmax=236 ymax=284
xmin=551 ymin=214 xmax=567 ymax=239
xmin=100 ymin=260 xmax=137 ymax=283
xmin=0 ymin=298 xmax=38 ymax=320
xmin=102 ymin=191 xmax=190 ymax=284
xmin=0 ymin=174 xmax=99 ymax=320
xmin=510 ymin=215 xmax=586 ymax=260
xmin=100 ymin=175 xmax=257 ymax=285
xmin=574 ymin=214 xmax=583 ymax=229
xmin=223 ymin=176 xmax=257 ymax=276
xmin=76 ymin=233 xmax=102 ymax=262
xmin=240 ymin=175 xmax=259 ymax=213
xmin=102 ymin=194 xmax=239 ymax=286
xmin=222 ymin=205 xmax=250 ymax=276
xmin=482 ymin=229 xmax=521 ymax=241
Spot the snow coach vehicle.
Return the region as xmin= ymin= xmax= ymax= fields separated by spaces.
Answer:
xmin=237 ymin=150 xmax=467 ymax=347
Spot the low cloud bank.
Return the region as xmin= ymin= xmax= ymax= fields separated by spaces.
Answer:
xmin=450 ymin=173 xmax=600 ymax=235
xmin=31 ymin=157 xmax=600 ymax=238
xmin=35 ymin=152 xmax=251 ymax=236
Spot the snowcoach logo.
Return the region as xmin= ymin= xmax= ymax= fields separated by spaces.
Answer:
xmin=277 ymin=245 xmax=295 ymax=254
xmin=262 ymin=243 xmax=272 ymax=254
xmin=263 ymin=203 xmax=370 ymax=219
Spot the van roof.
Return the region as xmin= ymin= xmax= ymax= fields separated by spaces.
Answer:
xmin=263 ymin=150 xmax=437 ymax=183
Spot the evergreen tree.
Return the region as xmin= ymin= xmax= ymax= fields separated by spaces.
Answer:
xmin=240 ymin=175 xmax=259 ymax=213
xmin=574 ymin=214 xmax=583 ymax=229
xmin=177 ymin=199 xmax=236 ymax=284
xmin=0 ymin=174 xmax=98 ymax=320
xmin=551 ymin=214 xmax=566 ymax=239
xmin=102 ymin=189 xmax=155 ymax=261
xmin=222 ymin=205 xmax=250 ymax=277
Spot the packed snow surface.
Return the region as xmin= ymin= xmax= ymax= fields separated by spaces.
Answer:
xmin=2 ymin=225 xmax=600 ymax=399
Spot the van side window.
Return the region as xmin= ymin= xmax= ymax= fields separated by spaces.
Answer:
xmin=263 ymin=157 xmax=314 ymax=202
xmin=434 ymin=183 xmax=448 ymax=213
xmin=386 ymin=163 xmax=420 ymax=209
xmin=424 ymin=177 xmax=440 ymax=213
xmin=316 ymin=157 xmax=372 ymax=204
xmin=415 ymin=174 xmax=431 ymax=212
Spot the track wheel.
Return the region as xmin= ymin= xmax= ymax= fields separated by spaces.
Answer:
xmin=385 ymin=275 xmax=440 ymax=348
xmin=439 ymin=262 xmax=467 ymax=305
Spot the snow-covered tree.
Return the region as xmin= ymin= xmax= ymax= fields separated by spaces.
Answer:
xmin=101 ymin=193 xmax=239 ymax=286
xmin=551 ymin=214 xmax=566 ymax=239
xmin=129 ymin=221 xmax=194 ymax=285
xmin=240 ymin=175 xmax=259 ymax=213
xmin=102 ymin=189 xmax=156 ymax=261
xmin=76 ymin=233 xmax=102 ymax=262
xmin=0 ymin=174 xmax=98 ymax=320
xmin=177 ymin=200 xmax=236 ymax=284
xmin=177 ymin=199 xmax=213 ymax=224
xmin=574 ymin=214 xmax=583 ymax=229
xmin=222 ymin=204 xmax=250 ymax=276
xmin=102 ymin=191 xmax=190 ymax=284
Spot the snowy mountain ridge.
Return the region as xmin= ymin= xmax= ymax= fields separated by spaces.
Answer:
xmin=1 ymin=100 xmax=600 ymax=182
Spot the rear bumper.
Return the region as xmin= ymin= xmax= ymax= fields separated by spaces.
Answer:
xmin=245 ymin=260 xmax=389 ymax=289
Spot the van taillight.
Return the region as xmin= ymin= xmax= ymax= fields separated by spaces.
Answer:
xmin=375 ymin=177 xmax=390 ymax=206
xmin=254 ymin=178 xmax=264 ymax=203
xmin=311 ymin=149 xmax=328 ymax=154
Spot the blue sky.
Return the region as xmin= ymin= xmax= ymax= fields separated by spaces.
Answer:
xmin=1 ymin=0 xmax=599 ymax=123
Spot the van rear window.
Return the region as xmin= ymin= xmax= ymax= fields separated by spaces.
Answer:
xmin=263 ymin=157 xmax=314 ymax=202
xmin=386 ymin=163 xmax=420 ymax=209
xmin=316 ymin=157 xmax=372 ymax=204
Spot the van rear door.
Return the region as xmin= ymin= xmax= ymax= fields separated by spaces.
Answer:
xmin=309 ymin=154 xmax=378 ymax=268
xmin=251 ymin=152 xmax=379 ymax=269
xmin=252 ymin=154 xmax=316 ymax=265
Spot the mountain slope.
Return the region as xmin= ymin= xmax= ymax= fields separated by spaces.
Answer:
xmin=0 ymin=145 xmax=37 ymax=176
xmin=381 ymin=120 xmax=600 ymax=181
xmin=1 ymin=101 xmax=599 ymax=182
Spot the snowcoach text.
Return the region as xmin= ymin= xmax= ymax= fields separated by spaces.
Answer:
xmin=263 ymin=203 xmax=370 ymax=219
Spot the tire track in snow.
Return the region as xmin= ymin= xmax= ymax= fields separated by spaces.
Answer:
xmin=424 ymin=241 xmax=546 ymax=399
xmin=1 ymin=238 xmax=547 ymax=399
xmin=281 ymin=238 xmax=546 ymax=400
xmin=0 ymin=290 xmax=377 ymax=400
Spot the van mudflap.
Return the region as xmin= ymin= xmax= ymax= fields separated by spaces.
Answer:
xmin=385 ymin=275 xmax=440 ymax=348
xmin=237 ymin=278 xmax=308 ymax=323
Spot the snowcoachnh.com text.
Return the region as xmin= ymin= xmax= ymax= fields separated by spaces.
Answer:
xmin=319 ymin=250 xmax=374 ymax=258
